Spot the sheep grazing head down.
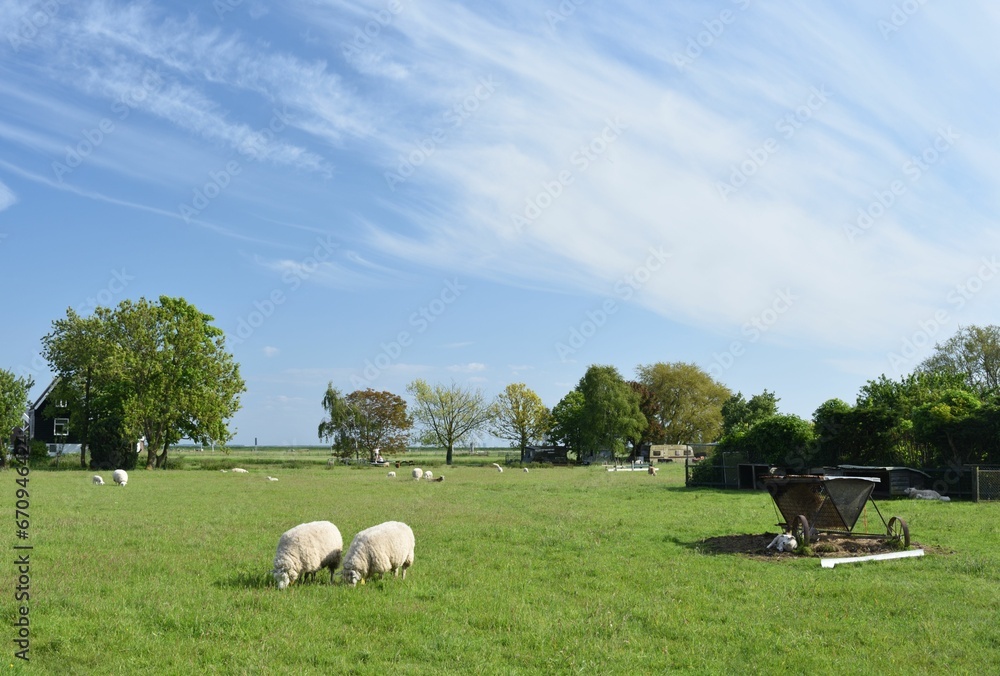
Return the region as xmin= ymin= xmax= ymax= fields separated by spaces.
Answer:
xmin=343 ymin=569 xmax=364 ymax=586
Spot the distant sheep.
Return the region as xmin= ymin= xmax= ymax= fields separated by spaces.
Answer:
xmin=423 ymin=471 xmax=433 ymax=481
xmin=219 ymin=469 xmax=228 ymax=473
xmin=92 ymin=475 xmax=105 ymax=485
xmin=112 ymin=469 xmax=128 ymax=487
xmin=904 ymin=487 xmax=951 ymax=502
xmin=387 ymin=471 xmax=396 ymax=478
xmin=266 ymin=476 xmax=279 ymax=482
xmin=433 ymin=475 xmax=444 ymax=482
xmin=767 ymin=533 xmax=798 ymax=552
xmin=412 ymin=468 xmax=423 ymax=480
xmin=327 ymin=458 xmax=337 ymax=466
xmin=272 ymin=520 xmax=343 ymax=590
xmin=491 ymin=463 xmax=503 ymax=473
xmin=342 ymin=521 xmax=415 ymax=587
xmin=647 ymin=466 xmax=658 ymax=476
xmin=232 ymin=468 xmax=249 ymax=474
xmin=522 ymin=468 xmax=529 ymax=473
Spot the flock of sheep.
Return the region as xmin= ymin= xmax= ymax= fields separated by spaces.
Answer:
xmin=92 ymin=469 xmax=128 ymax=486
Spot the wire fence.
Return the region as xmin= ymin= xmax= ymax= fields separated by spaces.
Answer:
xmin=979 ymin=469 xmax=1000 ymax=501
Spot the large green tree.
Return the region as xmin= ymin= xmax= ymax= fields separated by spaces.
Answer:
xmin=44 ymin=297 xmax=245 ymax=469
xmin=549 ymin=390 xmax=586 ymax=457
xmin=0 ymin=369 xmax=33 ymax=467
xmin=407 ymin=380 xmax=492 ymax=465
xmin=318 ymin=385 xmax=412 ymax=462
xmin=912 ymin=389 xmax=984 ymax=464
xmin=919 ymin=325 xmax=1000 ymax=399
xmin=628 ymin=380 xmax=667 ymax=457
xmin=636 ymin=362 xmax=731 ymax=443
xmin=720 ymin=390 xmax=780 ymax=437
xmin=490 ymin=383 xmax=551 ymax=462
xmin=575 ymin=365 xmax=646 ymax=461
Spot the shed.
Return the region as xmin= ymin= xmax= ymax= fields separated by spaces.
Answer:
xmin=524 ymin=445 xmax=570 ymax=464
xmin=830 ymin=465 xmax=931 ymax=498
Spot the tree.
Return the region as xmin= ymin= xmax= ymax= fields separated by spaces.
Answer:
xmin=41 ymin=310 xmax=115 ymax=468
xmin=575 ymin=365 xmax=646 ymax=461
xmin=549 ymin=390 xmax=586 ymax=458
xmin=741 ymin=414 xmax=815 ymax=466
xmin=636 ymin=362 xmax=731 ymax=443
xmin=919 ymin=325 xmax=1000 ymax=399
xmin=318 ymin=385 xmax=412 ymax=462
xmin=912 ymin=389 xmax=983 ymax=464
xmin=407 ymin=380 xmax=492 ymax=465
xmin=628 ymin=381 xmax=666 ymax=457
xmin=0 ymin=369 xmax=33 ymax=467
xmin=43 ymin=297 xmax=245 ymax=469
xmin=490 ymin=383 xmax=551 ymax=463
xmin=721 ymin=390 xmax=780 ymax=437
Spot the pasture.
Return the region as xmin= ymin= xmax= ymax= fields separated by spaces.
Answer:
xmin=7 ymin=458 xmax=1000 ymax=673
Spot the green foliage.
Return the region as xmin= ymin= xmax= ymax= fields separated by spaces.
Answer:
xmin=721 ymin=414 xmax=815 ymax=466
xmin=721 ymin=389 xmax=780 ymax=437
xmin=0 ymin=368 xmax=33 ymax=458
xmin=406 ymin=379 xmax=492 ymax=465
xmin=318 ymin=385 xmax=412 ymax=462
xmin=489 ymin=383 xmax=551 ymax=461
xmin=549 ymin=390 xmax=586 ymax=458
xmin=918 ymin=324 xmax=1000 ymax=399
xmin=28 ymin=439 xmax=50 ymax=466
xmin=576 ymin=365 xmax=646 ymax=459
xmin=88 ymin=410 xmax=137 ymax=471
xmin=636 ymin=361 xmax=730 ymax=443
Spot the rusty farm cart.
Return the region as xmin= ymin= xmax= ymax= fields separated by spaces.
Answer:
xmin=762 ymin=475 xmax=910 ymax=547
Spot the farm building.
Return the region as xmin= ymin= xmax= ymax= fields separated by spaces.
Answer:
xmin=524 ymin=445 xmax=570 ymax=464
xmin=28 ymin=378 xmax=83 ymax=456
xmin=828 ymin=465 xmax=932 ymax=498
xmin=649 ymin=444 xmax=694 ymax=463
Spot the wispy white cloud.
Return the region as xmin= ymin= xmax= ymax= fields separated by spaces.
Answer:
xmin=447 ymin=362 xmax=487 ymax=373
xmin=263 ymin=346 xmax=280 ymax=357
xmin=0 ymin=179 xmax=15 ymax=211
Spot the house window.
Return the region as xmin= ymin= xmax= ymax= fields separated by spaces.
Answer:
xmin=56 ymin=400 xmax=67 ymax=408
xmin=54 ymin=418 xmax=70 ymax=437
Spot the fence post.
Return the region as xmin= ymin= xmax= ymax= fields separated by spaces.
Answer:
xmin=975 ymin=466 xmax=980 ymax=503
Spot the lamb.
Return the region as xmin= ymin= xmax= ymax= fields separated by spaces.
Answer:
xmin=232 ymin=468 xmax=249 ymax=474
xmin=266 ymin=476 xmax=279 ymax=482
xmin=342 ymin=521 xmax=415 ymax=587
xmin=491 ymin=463 xmax=503 ymax=473
xmin=647 ymin=466 xmax=659 ymax=476
xmin=271 ymin=520 xmax=343 ymax=590
xmin=92 ymin=475 xmax=105 ymax=485
xmin=112 ymin=469 xmax=128 ymax=487
xmin=423 ymin=471 xmax=433 ymax=481
xmin=904 ymin=487 xmax=951 ymax=502
xmin=412 ymin=468 xmax=424 ymax=480
xmin=387 ymin=471 xmax=396 ymax=478
xmin=767 ymin=533 xmax=798 ymax=552
xmin=522 ymin=468 xmax=529 ymax=473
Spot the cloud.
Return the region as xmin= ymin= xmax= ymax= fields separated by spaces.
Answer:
xmin=448 ymin=362 xmax=487 ymax=373
xmin=0 ymin=179 xmax=15 ymax=211
xmin=263 ymin=346 xmax=280 ymax=357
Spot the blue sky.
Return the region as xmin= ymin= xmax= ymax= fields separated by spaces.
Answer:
xmin=2 ymin=1 xmax=999 ymax=446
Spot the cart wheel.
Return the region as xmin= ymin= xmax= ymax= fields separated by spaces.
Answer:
xmin=887 ymin=517 xmax=910 ymax=548
xmin=792 ymin=515 xmax=810 ymax=546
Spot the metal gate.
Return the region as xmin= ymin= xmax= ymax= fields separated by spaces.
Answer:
xmin=978 ymin=469 xmax=1000 ymax=501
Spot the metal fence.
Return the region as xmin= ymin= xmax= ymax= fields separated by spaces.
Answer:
xmin=978 ymin=469 xmax=1000 ymax=501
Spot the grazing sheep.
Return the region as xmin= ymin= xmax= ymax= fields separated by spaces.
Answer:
xmin=112 ymin=469 xmax=128 ymax=487
xmin=412 ymin=468 xmax=424 ymax=480
xmin=387 ymin=471 xmax=396 ymax=478
xmin=342 ymin=521 xmax=415 ymax=587
xmin=904 ymin=487 xmax=951 ymax=502
xmin=423 ymin=471 xmax=433 ymax=481
xmin=92 ymin=475 xmax=105 ymax=485
xmin=767 ymin=533 xmax=798 ymax=552
xmin=433 ymin=475 xmax=444 ymax=482
xmin=522 ymin=467 xmax=529 ymax=473
xmin=219 ymin=469 xmax=228 ymax=473
xmin=272 ymin=521 xmax=343 ymax=590
xmin=266 ymin=476 xmax=279 ymax=482
xmin=327 ymin=458 xmax=337 ymax=466
xmin=232 ymin=468 xmax=249 ymax=474
xmin=491 ymin=463 xmax=503 ymax=473
xmin=647 ymin=466 xmax=659 ymax=476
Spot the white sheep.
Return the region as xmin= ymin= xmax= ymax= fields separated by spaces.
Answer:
xmin=491 ymin=463 xmax=503 ymax=473
xmin=92 ymin=475 xmax=105 ymax=485
xmin=272 ymin=520 xmax=343 ymax=590
xmin=266 ymin=476 xmax=279 ymax=482
xmin=112 ymin=469 xmax=128 ymax=487
xmin=767 ymin=533 xmax=798 ymax=552
xmin=904 ymin=487 xmax=951 ymax=502
xmin=522 ymin=468 xmax=529 ymax=473
xmin=412 ymin=468 xmax=423 ymax=480
xmin=219 ymin=469 xmax=228 ymax=473
xmin=232 ymin=468 xmax=249 ymax=474
xmin=387 ymin=471 xmax=396 ymax=478
xmin=423 ymin=471 xmax=433 ymax=481
xmin=342 ymin=521 xmax=415 ymax=587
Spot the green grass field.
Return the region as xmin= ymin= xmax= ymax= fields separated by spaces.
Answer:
xmin=5 ymin=457 xmax=1000 ymax=673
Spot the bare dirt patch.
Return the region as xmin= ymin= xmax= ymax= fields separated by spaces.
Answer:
xmin=696 ymin=533 xmax=949 ymax=561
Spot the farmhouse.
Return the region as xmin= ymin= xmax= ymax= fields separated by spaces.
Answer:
xmin=28 ymin=378 xmax=82 ymax=456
